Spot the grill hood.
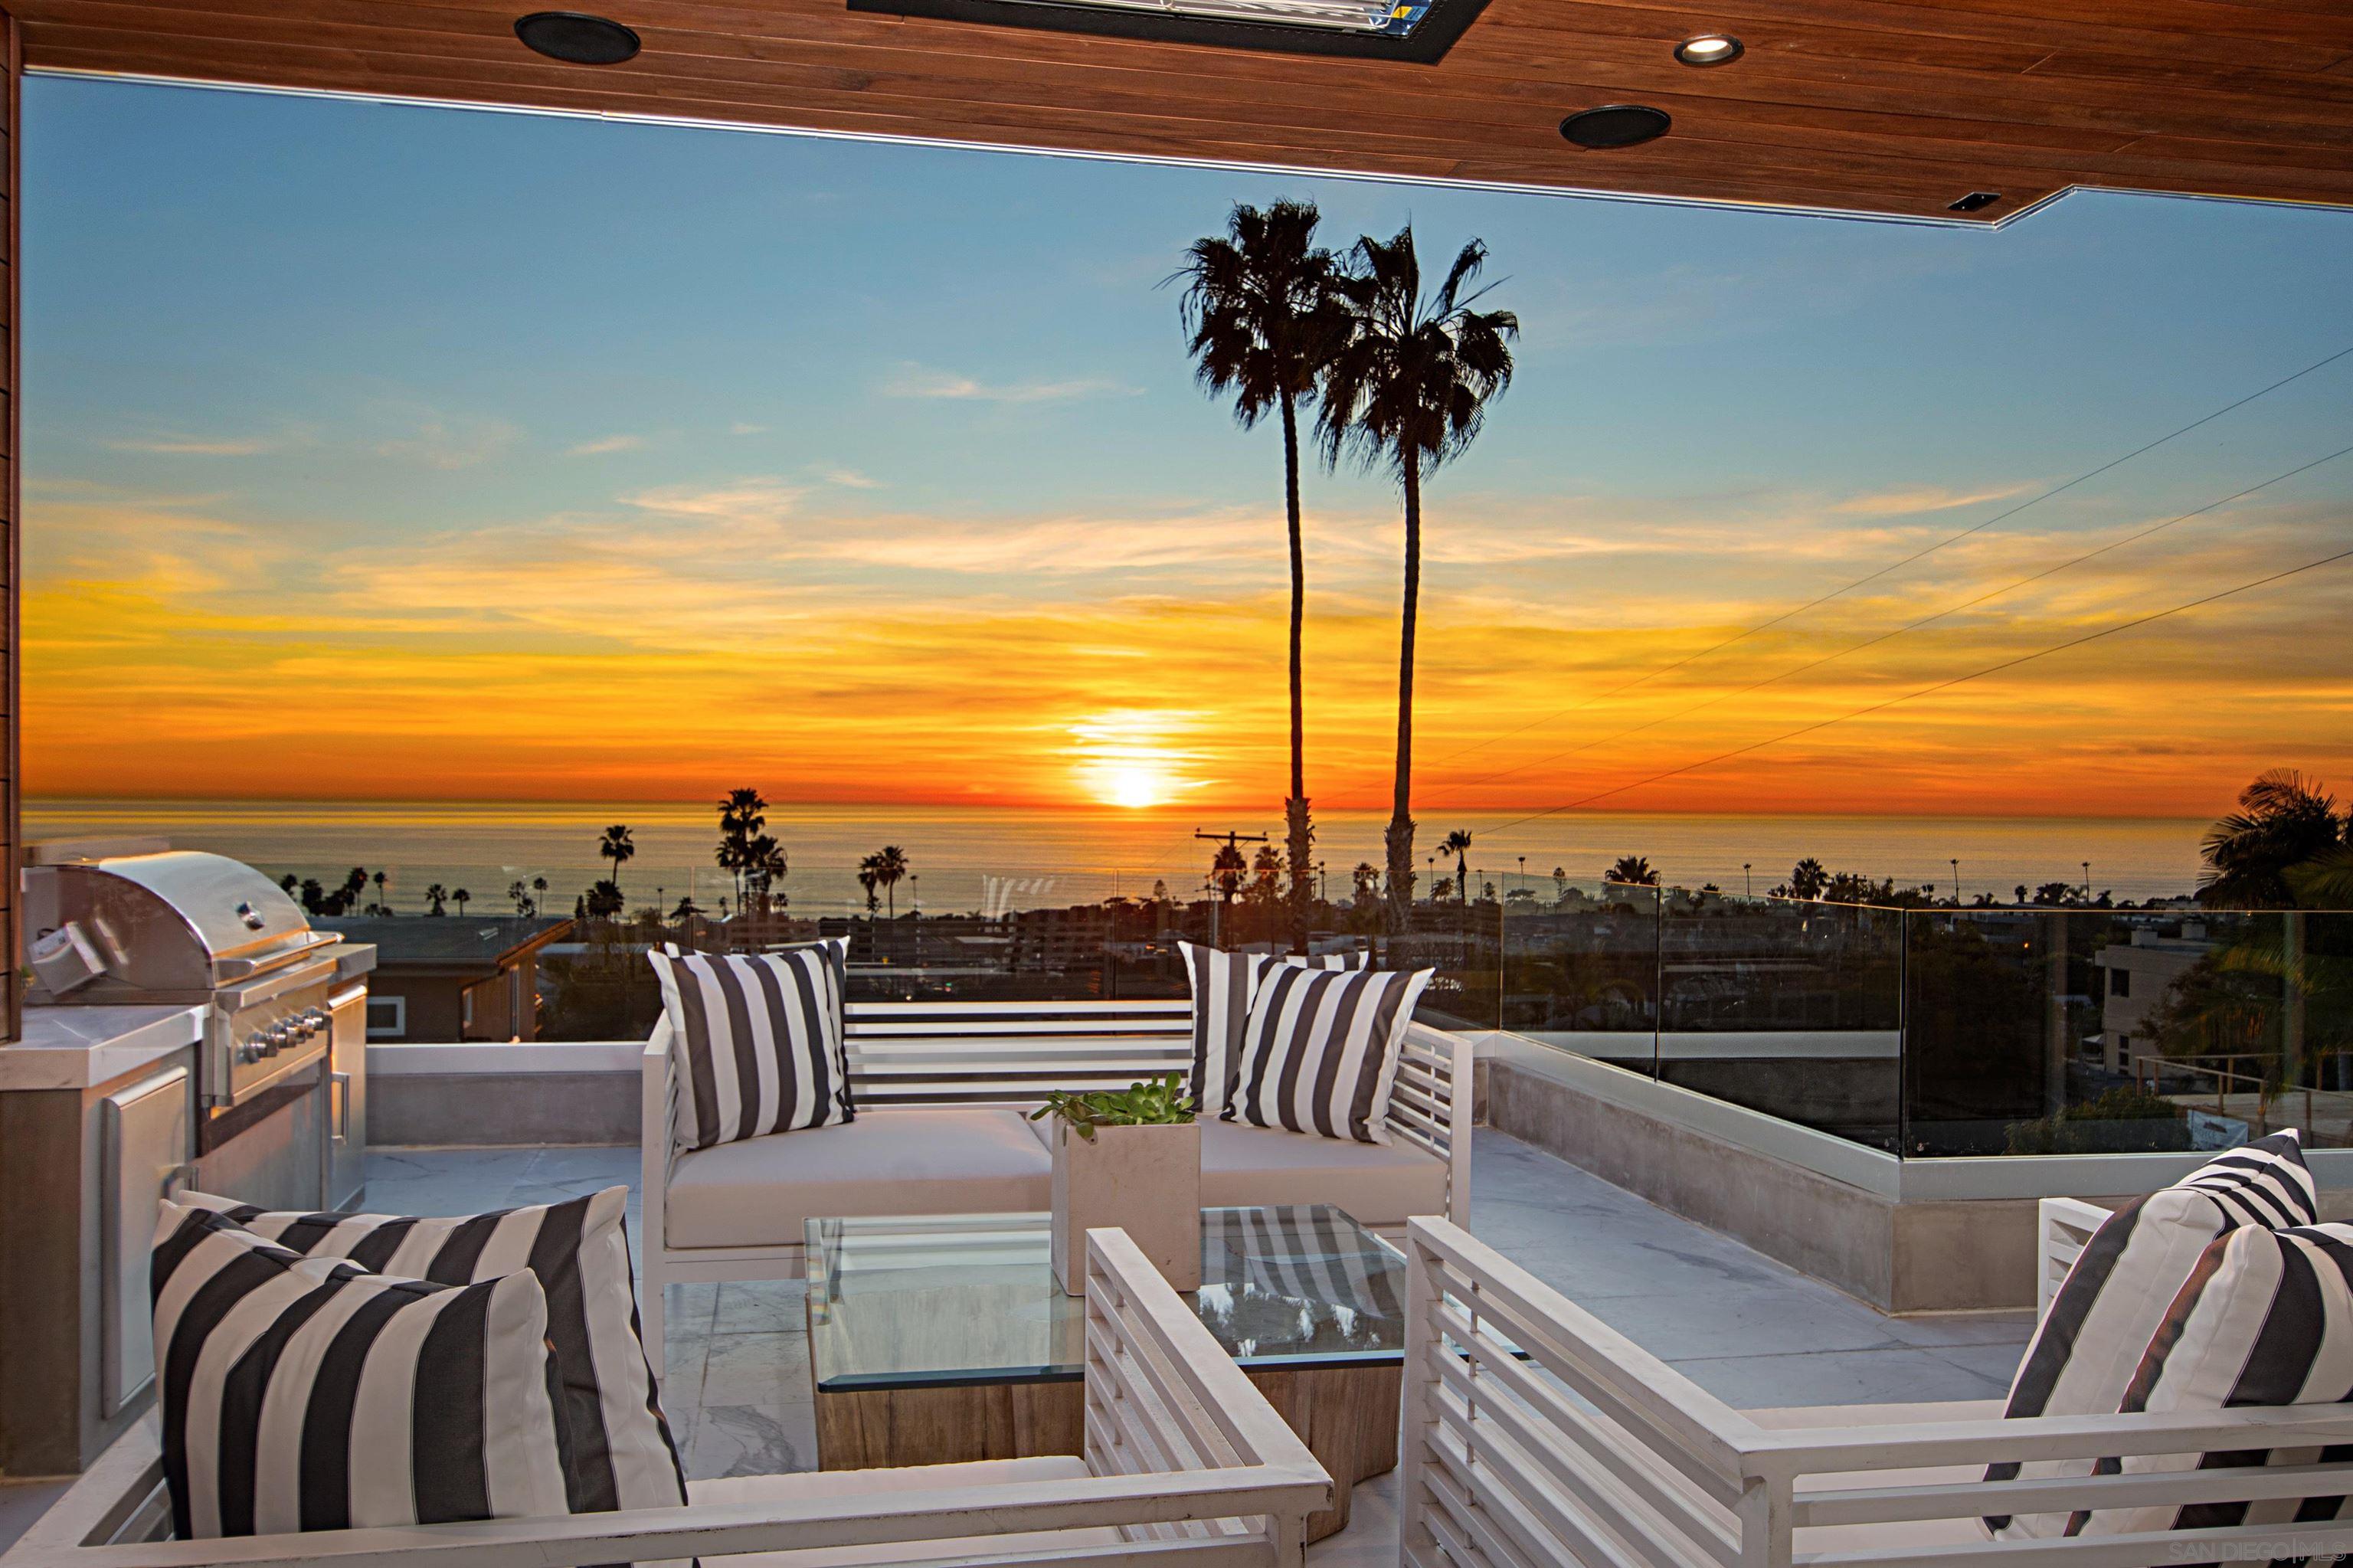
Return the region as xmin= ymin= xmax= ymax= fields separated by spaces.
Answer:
xmin=25 ymin=850 xmax=334 ymax=997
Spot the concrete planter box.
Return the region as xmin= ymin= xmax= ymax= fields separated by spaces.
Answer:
xmin=1046 ymin=1118 xmax=1201 ymax=1295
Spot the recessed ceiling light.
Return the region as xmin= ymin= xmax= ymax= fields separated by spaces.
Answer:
xmin=1949 ymin=191 xmax=2002 ymax=212
xmin=1674 ymin=33 xmax=1742 ymax=65
xmin=514 ymin=11 xmax=642 ymax=64
xmin=1559 ymin=105 xmax=1671 ymax=149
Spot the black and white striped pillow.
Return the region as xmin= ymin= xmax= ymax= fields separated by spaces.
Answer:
xmin=150 ymin=1203 xmax=574 ymax=1540
xmin=2073 ymin=1220 xmax=2353 ymax=1540
xmin=1986 ymin=1131 xmax=2316 ymax=1536
xmin=650 ymin=938 xmax=851 ymax=1149
xmin=1229 ymin=964 xmax=1432 ymax=1144
xmin=1178 ymin=943 xmax=1369 ymax=1118
xmin=175 ymin=1186 xmax=684 ymax=1521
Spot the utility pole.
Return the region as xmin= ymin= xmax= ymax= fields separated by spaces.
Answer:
xmin=1195 ymin=828 xmax=1268 ymax=949
xmin=1950 ymin=858 xmax=1961 ymax=908
xmin=1743 ymin=863 xmax=1752 ymax=899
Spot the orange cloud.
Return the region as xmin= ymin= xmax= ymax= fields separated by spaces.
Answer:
xmin=22 ymin=479 xmax=2351 ymax=819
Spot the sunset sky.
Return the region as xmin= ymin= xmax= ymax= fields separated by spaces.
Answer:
xmin=25 ymin=74 xmax=2353 ymax=822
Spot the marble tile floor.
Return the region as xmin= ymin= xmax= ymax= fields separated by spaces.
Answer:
xmin=0 ymin=1133 xmax=2033 ymax=1563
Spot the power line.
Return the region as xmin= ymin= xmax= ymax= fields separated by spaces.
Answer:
xmin=1474 ymin=540 xmax=2353 ymax=835
xmin=1418 ymin=340 xmax=2353 ymax=777
xmin=1432 ymin=441 xmax=2353 ymax=801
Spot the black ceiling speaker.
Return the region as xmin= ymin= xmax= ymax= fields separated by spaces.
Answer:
xmin=1559 ymin=105 xmax=1671 ymax=149
xmin=514 ymin=11 xmax=643 ymax=64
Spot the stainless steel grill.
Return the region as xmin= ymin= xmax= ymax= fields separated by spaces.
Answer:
xmin=23 ymin=851 xmax=343 ymax=1111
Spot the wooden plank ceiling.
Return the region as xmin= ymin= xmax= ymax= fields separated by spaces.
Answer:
xmin=12 ymin=0 xmax=2353 ymax=223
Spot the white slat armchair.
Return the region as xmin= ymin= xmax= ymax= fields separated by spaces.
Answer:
xmin=1397 ymin=1206 xmax=2353 ymax=1568
xmin=2 ymin=1229 xmax=1332 ymax=1568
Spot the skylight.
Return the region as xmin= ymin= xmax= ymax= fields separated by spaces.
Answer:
xmin=849 ymin=0 xmax=1480 ymax=62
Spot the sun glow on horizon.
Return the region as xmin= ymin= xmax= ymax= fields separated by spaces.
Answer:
xmin=1069 ymin=710 xmax=1206 ymax=810
xmin=1101 ymin=766 xmax=1167 ymax=809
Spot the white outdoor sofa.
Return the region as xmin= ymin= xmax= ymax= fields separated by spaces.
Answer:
xmin=0 ymin=1229 xmax=1332 ymax=1568
xmin=639 ymin=996 xmax=1473 ymax=1362
xmin=1398 ymin=1202 xmax=2353 ymax=1568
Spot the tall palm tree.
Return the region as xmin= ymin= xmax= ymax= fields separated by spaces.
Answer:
xmin=424 ymin=882 xmax=448 ymax=916
xmin=856 ymin=866 xmax=881 ymax=915
xmin=1605 ymin=856 xmax=1659 ymax=887
xmin=1442 ymin=829 xmax=1474 ymax=904
xmin=1317 ymin=226 xmax=1517 ymax=928
xmin=371 ymin=869 xmax=388 ymax=912
xmin=2199 ymin=769 xmax=2346 ymax=909
xmin=870 ymin=845 xmax=910 ymax=919
xmin=1173 ymin=200 xmax=1340 ymax=949
xmin=599 ymin=824 xmax=636 ymax=899
xmin=532 ymin=875 xmax=548 ymax=912
xmin=452 ymin=888 xmax=470 ymax=917
xmin=717 ymin=787 xmax=768 ymax=907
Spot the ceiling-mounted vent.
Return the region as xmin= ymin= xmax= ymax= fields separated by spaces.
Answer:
xmin=847 ymin=0 xmax=1491 ymax=61
xmin=1949 ymin=191 xmax=2002 ymax=213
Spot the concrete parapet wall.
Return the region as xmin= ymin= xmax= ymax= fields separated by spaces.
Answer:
xmin=1484 ymin=1039 xmax=2353 ymax=1312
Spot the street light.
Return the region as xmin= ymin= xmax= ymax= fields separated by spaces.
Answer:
xmin=1950 ymin=857 xmax=1960 ymax=907
xmin=1743 ymin=862 xmax=1752 ymax=898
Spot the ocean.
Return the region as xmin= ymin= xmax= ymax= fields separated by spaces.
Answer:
xmin=21 ymin=799 xmax=2211 ymax=917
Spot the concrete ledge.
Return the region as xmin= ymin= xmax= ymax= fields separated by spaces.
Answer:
xmin=367 ymin=1042 xmax=640 ymax=1146
xmin=367 ymin=1041 xmax=643 ymax=1075
xmin=1485 ymin=1042 xmax=2353 ymax=1311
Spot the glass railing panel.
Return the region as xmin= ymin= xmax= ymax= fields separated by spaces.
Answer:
xmin=1900 ymin=908 xmax=2353 ymax=1156
xmin=1383 ymin=894 xmax=1500 ymax=1031
xmin=1658 ymin=892 xmax=1903 ymax=1150
xmin=1499 ymin=880 xmax=1661 ymax=1075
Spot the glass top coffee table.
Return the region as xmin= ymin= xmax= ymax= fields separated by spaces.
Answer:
xmin=803 ymin=1204 xmax=1406 ymax=1541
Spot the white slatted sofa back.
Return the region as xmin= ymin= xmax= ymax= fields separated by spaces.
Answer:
xmin=1 ymin=1229 xmax=1331 ymax=1568
xmin=836 ymin=997 xmax=1470 ymax=1190
xmin=1399 ymin=1207 xmax=2353 ymax=1568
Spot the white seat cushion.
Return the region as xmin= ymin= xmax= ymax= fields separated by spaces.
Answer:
xmin=689 ymin=1457 xmax=1121 ymax=1565
xmin=1021 ymin=1114 xmax=1445 ymax=1227
xmin=666 ymin=1108 xmax=1051 ymax=1249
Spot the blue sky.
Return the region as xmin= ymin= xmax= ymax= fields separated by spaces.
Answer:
xmin=22 ymin=74 xmax=2353 ymax=815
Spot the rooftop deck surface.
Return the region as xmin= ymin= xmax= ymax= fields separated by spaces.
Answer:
xmin=2 ymin=1129 xmax=2032 ymax=1563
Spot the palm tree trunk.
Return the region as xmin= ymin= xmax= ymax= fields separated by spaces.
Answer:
xmin=1385 ymin=453 xmax=1422 ymax=931
xmin=1281 ymin=390 xmax=1314 ymax=953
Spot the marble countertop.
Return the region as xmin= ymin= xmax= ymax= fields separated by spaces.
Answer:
xmin=0 ymin=1004 xmax=205 ymax=1091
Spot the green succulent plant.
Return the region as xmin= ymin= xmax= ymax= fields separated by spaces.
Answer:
xmin=1030 ymin=1074 xmax=1196 ymax=1141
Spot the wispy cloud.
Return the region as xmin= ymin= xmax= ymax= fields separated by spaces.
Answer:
xmin=728 ymin=421 xmax=767 ymax=436
xmin=567 ymin=434 xmax=645 ymax=457
xmin=106 ymin=433 xmax=277 ymax=457
xmin=817 ymin=466 xmax=882 ymax=489
xmin=880 ymin=364 xmax=1138 ymax=404
xmin=623 ymin=476 xmax=807 ymax=525
xmin=375 ymin=414 xmax=521 ymax=470
xmin=1825 ymin=482 xmax=2037 ymax=517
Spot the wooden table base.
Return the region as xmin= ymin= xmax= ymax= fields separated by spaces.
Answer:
xmin=814 ymin=1363 xmax=1401 ymax=1543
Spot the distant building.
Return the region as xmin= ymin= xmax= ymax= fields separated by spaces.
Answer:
xmin=2093 ymin=921 xmax=2216 ymax=1079
xmin=316 ymin=915 xmax=574 ymax=1042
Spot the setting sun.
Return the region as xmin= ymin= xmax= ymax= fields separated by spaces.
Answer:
xmin=1101 ymin=767 xmax=1167 ymax=809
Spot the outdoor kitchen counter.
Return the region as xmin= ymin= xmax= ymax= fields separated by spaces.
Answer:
xmin=0 ymin=1004 xmax=205 ymax=1091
